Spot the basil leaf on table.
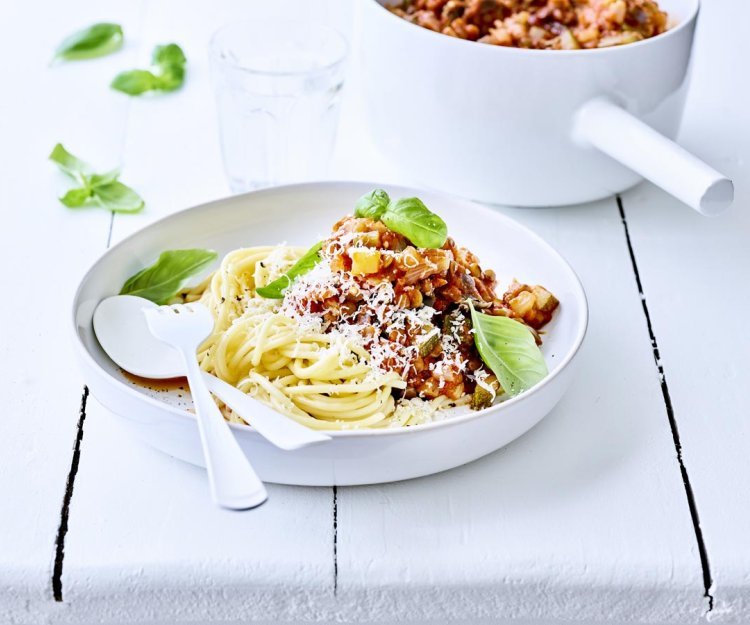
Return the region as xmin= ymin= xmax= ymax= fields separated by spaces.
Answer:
xmin=154 ymin=44 xmax=186 ymax=77
xmin=111 ymin=70 xmax=161 ymax=96
xmin=154 ymin=43 xmax=186 ymax=67
xmin=48 ymin=143 xmax=144 ymax=213
xmin=381 ymin=197 xmax=448 ymax=249
xmin=355 ymin=189 xmax=390 ymax=220
xmin=59 ymin=187 xmax=91 ymax=208
xmin=150 ymin=44 xmax=187 ymax=91
xmin=92 ymin=181 xmax=145 ymax=213
xmin=120 ymin=249 xmax=218 ymax=304
xmin=111 ymin=43 xmax=187 ymax=95
xmin=468 ymin=301 xmax=548 ymax=398
xmin=49 ymin=143 xmax=90 ymax=177
xmin=88 ymin=169 xmax=121 ymax=187
xmin=54 ymin=23 xmax=124 ymax=61
xmin=256 ymin=242 xmax=324 ymax=299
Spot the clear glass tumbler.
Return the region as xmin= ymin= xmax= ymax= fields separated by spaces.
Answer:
xmin=209 ymin=21 xmax=348 ymax=193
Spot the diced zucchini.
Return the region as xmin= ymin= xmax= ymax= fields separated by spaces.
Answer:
xmin=471 ymin=386 xmax=493 ymax=410
xmin=532 ymin=285 xmax=559 ymax=312
xmin=418 ymin=330 xmax=440 ymax=357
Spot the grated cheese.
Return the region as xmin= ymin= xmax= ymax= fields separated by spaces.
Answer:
xmin=279 ymin=240 xmax=472 ymax=392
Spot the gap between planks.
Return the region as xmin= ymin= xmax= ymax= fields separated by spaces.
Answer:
xmin=616 ymin=195 xmax=714 ymax=612
xmin=52 ymin=387 xmax=89 ymax=602
xmin=333 ymin=485 xmax=339 ymax=596
xmin=51 ymin=172 xmax=120 ymax=604
xmin=50 ymin=0 xmax=146 ymax=599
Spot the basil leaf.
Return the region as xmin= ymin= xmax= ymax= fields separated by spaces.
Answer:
xmin=49 ymin=144 xmax=144 ymax=214
xmin=111 ymin=69 xmax=161 ymax=95
xmin=92 ymin=181 xmax=145 ymax=214
xmin=88 ymin=169 xmax=121 ymax=187
xmin=120 ymin=249 xmax=218 ymax=304
xmin=256 ymin=242 xmax=324 ymax=299
xmin=153 ymin=44 xmax=187 ymax=91
xmin=49 ymin=143 xmax=90 ymax=177
xmin=469 ymin=301 xmax=548 ymax=398
xmin=154 ymin=43 xmax=186 ymax=69
xmin=54 ymin=23 xmax=123 ymax=61
xmin=157 ymin=65 xmax=186 ymax=92
xmin=112 ymin=43 xmax=186 ymax=96
xmin=60 ymin=187 xmax=92 ymax=208
xmin=381 ymin=197 xmax=448 ymax=248
xmin=355 ymin=189 xmax=390 ymax=220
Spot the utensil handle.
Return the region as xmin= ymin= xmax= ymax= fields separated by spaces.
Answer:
xmin=574 ymin=97 xmax=733 ymax=216
xmin=181 ymin=354 xmax=267 ymax=510
xmin=202 ymin=372 xmax=331 ymax=450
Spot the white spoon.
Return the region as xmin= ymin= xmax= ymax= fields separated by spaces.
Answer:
xmin=93 ymin=295 xmax=330 ymax=450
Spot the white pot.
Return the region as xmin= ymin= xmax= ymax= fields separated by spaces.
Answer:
xmin=361 ymin=0 xmax=732 ymax=214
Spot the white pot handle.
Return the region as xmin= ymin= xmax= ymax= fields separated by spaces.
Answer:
xmin=574 ymin=97 xmax=733 ymax=216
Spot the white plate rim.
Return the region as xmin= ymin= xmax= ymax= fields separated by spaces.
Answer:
xmin=71 ymin=180 xmax=589 ymax=438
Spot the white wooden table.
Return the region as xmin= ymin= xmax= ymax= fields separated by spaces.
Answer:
xmin=1 ymin=0 xmax=748 ymax=623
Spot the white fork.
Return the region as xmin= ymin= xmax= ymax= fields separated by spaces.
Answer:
xmin=143 ymin=303 xmax=267 ymax=510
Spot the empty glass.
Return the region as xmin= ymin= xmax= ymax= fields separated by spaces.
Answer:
xmin=209 ymin=21 xmax=348 ymax=193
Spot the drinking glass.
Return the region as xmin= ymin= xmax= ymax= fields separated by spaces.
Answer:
xmin=209 ymin=21 xmax=348 ymax=192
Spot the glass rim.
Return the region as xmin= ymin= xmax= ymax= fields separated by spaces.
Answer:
xmin=209 ymin=20 xmax=349 ymax=78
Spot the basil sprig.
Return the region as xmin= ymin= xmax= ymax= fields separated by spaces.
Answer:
xmin=382 ymin=198 xmax=448 ymax=249
xmin=468 ymin=301 xmax=548 ymax=398
xmin=120 ymin=249 xmax=218 ymax=304
xmin=256 ymin=242 xmax=324 ymax=299
xmin=354 ymin=189 xmax=390 ymax=220
xmin=54 ymin=23 xmax=124 ymax=62
xmin=49 ymin=143 xmax=144 ymax=213
xmin=112 ymin=43 xmax=187 ymax=95
xmin=354 ymin=189 xmax=447 ymax=249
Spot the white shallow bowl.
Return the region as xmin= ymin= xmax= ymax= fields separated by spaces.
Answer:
xmin=72 ymin=182 xmax=588 ymax=486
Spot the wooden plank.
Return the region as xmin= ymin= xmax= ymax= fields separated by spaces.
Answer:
xmin=60 ymin=398 xmax=336 ymax=622
xmin=0 ymin=2 xmax=143 ymax=622
xmin=336 ymin=199 xmax=708 ymax=623
xmin=621 ymin=0 xmax=750 ymax=619
xmin=60 ymin=1 xmax=341 ymax=620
